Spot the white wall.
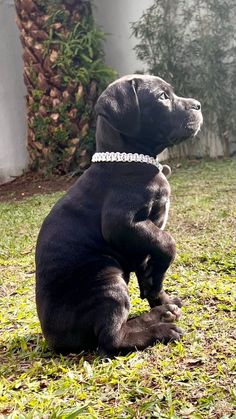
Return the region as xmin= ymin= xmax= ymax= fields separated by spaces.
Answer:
xmin=0 ymin=0 xmax=28 ymax=185
xmin=92 ymin=0 xmax=153 ymax=76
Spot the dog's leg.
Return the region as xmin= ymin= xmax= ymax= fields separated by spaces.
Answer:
xmin=136 ymin=261 xmax=183 ymax=309
xmin=136 ymin=243 xmax=182 ymax=309
xmin=103 ymin=214 xmax=182 ymax=312
xmin=92 ymin=263 xmax=183 ymax=356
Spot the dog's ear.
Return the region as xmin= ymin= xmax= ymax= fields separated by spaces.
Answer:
xmin=95 ymin=79 xmax=140 ymax=137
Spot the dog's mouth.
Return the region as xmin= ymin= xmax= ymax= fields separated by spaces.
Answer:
xmin=167 ymin=113 xmax=203 ymax=147
xmin=186 ymin=117 xmax=203 ymax=135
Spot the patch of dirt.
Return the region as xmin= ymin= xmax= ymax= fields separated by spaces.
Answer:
xmin=0 ymin=172 xmax=76 ymax=202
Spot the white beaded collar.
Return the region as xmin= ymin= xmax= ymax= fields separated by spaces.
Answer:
xmin=92 ymin=152 xmax=163 ymax=172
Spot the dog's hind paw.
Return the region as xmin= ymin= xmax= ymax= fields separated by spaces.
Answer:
xmin=150 ymin=323 xmax=184 ymax=344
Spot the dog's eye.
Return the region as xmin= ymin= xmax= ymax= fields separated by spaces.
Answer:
xmin=159 ymin=92 xmax=169 ymax=100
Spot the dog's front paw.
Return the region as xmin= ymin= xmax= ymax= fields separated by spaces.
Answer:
xmin=148 ymin=290 xmax=183 ymax=309
xmin=168 ymin=296 xmax=183 ymax=308
xmin=151 ymin=303 xmax=181 ymax=322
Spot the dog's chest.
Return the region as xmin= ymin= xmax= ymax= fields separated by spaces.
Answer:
xmin=147 ymin=179 xmax=170 ymax=230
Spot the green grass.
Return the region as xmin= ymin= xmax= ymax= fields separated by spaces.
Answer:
xmin=0 ymin=159 xmax=236 ymax=418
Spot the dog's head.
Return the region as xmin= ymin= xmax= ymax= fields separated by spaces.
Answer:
xmin=95 ymin=74 xmax=203 ymax=156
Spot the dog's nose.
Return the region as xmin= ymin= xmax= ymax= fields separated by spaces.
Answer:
xmin=190 ymin=100 xmax=201 ymax=111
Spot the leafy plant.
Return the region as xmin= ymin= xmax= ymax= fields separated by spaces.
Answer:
xmin=44 ymin=15 xmax=114 ymax=86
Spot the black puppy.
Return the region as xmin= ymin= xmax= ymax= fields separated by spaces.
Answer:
xmin=36 ymin=74 xmax=202 ymax=356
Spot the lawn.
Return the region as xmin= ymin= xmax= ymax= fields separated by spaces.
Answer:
xmin=0 ymin=159 xmax=236 ymax=418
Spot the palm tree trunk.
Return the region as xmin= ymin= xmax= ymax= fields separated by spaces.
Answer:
xmin=15 ymin=0 xmax=112 ymax=174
